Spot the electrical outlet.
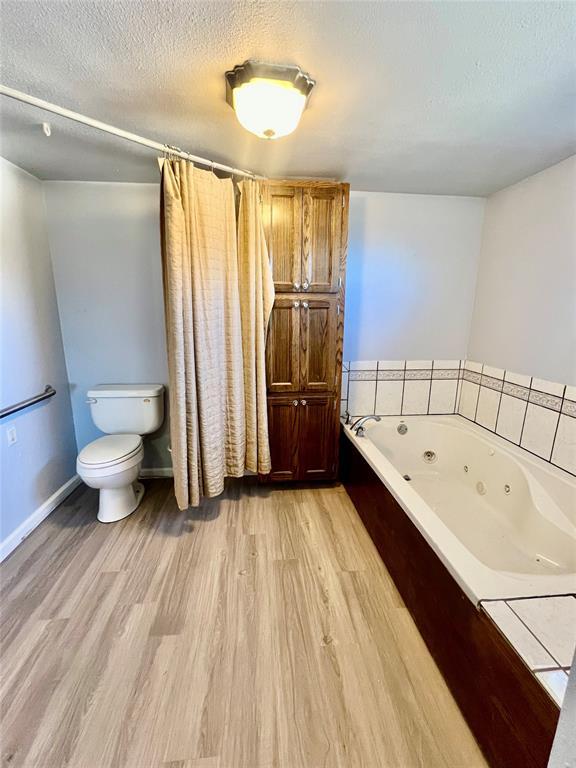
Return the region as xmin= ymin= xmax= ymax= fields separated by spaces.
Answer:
xmin=6 ymin=426 xmax=17 ymax=445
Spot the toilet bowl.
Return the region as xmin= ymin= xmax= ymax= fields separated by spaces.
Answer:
xmin=77 ymin=383 xmax=164 ymax=523
xmin=77 ymin=434 xmax=145 ymax=522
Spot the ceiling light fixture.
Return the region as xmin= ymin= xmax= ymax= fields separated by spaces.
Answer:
xmin=225 ymin=60 xmax=315 ymax=140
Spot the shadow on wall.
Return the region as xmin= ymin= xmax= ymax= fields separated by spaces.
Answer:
xmin=344 ymin=196 xmax=418 ymax=361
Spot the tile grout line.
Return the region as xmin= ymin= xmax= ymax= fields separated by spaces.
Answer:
xmin=548 ymin=386 xmax=565 ymax=463
xmin=518 ymin=377 xmax=533 ymax=447
xmin=426 ymin=361 xmax=434 ymax=415
xmin=505 ymin=599 xmax=566 ymax=670
xmin=399 ymin=360 xmax=407 ymax=416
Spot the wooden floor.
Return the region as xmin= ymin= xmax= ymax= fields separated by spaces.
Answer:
xmin=0 ymin=479 xmax=487 ymax=768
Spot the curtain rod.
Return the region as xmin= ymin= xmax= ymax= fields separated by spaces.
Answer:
xmin=0 ymin=84 xmax=263 ymax=179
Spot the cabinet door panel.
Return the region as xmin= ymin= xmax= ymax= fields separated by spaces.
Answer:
xmin=300 ymin=297 xmax=338 ymax=393
xmin=302 ymin=187 xmax=341 ymax=293
xmin=266 ymin=298 xmax=300 ymax=392
xmin=267 ymin=397 xmax=300 ymax=482
xmin=299 ymin=396 xmax=336 ymax=480
xmin=262 ymin=186 xmax=302 ymax=291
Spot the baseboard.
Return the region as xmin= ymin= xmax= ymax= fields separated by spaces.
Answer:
xmin=0 ymin=474 xmax=82 ymax=563
xmin=139 ymin=467 xmax=174 ymax=478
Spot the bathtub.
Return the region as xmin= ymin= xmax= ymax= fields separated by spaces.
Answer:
xmin=342 ymin=415 xmax=576 ymax=603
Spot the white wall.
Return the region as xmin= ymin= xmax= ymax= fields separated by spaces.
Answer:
xmin=0 ymin=158 xmax=77 ymax=544
xmin=344 ymin=191 xmax=485 ymax=362
xmin=468 ymin=155 xmax=576 ymax=385
xmin=44 ymin=182 xmax=170 ymax=469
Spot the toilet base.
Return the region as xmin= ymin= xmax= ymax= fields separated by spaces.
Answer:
xmin=97 ymin=481 xmax=145 ymax=523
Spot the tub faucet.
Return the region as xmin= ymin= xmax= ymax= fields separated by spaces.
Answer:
xmin=351 ymin=415 xmax=381 ymax=436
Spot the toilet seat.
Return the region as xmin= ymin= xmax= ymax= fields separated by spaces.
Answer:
xmin=77 ymin=434 xmax=143 ymax=476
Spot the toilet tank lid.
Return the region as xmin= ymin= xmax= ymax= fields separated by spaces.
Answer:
xmin=87 ymin=384 xmax=164 ymax=398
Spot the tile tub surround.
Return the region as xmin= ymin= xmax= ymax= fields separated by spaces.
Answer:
xmin=482 ymin=596 xmax=576 ymax=707
xmin=341 ymin=360 xmax=576 ymax=477
xmin=457 ymin=362 xmax=576 ymax=477
xmin=343 ymin=360 xmax=461 ymax=419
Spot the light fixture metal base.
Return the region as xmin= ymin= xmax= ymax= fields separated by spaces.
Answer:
xmin=225 ymin=60 xmax=315 ymax=107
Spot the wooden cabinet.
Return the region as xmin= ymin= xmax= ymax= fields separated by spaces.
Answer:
xmin=302 ymin=187 xmax=342 ymax=293
xmin=262 ymin=185 xmax=302 ymax=292
xmin=263 ymin=180 xmax=349 ymax=484
xmin=266 ymin=298 xmax=300 ymax=393
xmin=298 ymin=395 xmax=337 ymax=480
xmin=267 ymin=396 xmax=337 ymax=482
xmin=300 ymin=296 xmax=338 ymax=392
xmin=266 ymin=295 xmax=338 ymax=394
xmin=267 ymin=397 xmax=300 ymax=482
xmin=262 ymin=182 xmax=343 ymax=293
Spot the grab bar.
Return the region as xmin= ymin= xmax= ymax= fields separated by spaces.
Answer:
xmin=0 ymin=385 xmax=56 ymax=419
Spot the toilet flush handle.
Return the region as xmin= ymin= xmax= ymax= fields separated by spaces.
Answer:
xmin=86 ymin=397 xmax=97 ymax=404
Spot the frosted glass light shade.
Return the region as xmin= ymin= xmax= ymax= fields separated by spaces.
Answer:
xmin=232 ymin=78 xmax=307 ymax=139
xmin=225 ymin=61 xmax=315 ymax=140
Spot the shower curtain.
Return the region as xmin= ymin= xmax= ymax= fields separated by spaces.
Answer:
xmin=160 ymin=159 xmax=273 ymax=509
xmin=237 ymin=180 xmax=275 ymax=474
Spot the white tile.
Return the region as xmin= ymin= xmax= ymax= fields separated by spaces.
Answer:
xmin=349 ymin=360 xmax=378 ymax=371
xmin=341 ymin=371 xmax=349 ymax=393
xmin=342 ymin=361 xmax=350 ymax=372
xmin=375 ymin=380 xmax=403 ymax=416
xmin=340 ymin=400 xmax=348 ymax=418
xmin=505 ymin=370 xmax=531 ymax=387
xmin=565 ymin=385 xmax=576 ymax=401
xmin=536 ymin=670 xmax=569 ymax=707
xmin=496 ymin=394 xmax=527 ymax=444
xmin=402 ymin=380 xmax=430 ymax=415
xmin=429 ymin=380 xmax=458 ymax=414
xmin=552 ymin=415 xmax=576 ymax=475
xmin=433 ymin=359 xmax=460 ymax=370
xmin=521 ymin=403 xmax=560 ymax=460
xmin=455 ymin=378 xmax=463 ymax=411
xmin=347 ymin=380 xmax=376 ymax=416
xmin=464 ymin=360 xmax=483 ymax=373
xmin=531 ymin=377 xmax=564 ymax=397
xmin=483 ymin=601 xmax=556 ymax=671
xmin=377 ymin=360 xmax=405 ymax=370
xmin=482 ymin=364 xmax=504 ymax=380
xmin=508 ymin=597 xmax=576 ymax=668
xmin=406 ymin=360 xmax=432 ymax=369
xmin=476 ymin=387 xmax=501 ymax=430
xmin=458 ymin=380 xmax=479 ymax=420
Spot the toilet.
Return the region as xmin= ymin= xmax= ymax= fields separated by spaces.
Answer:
xmin=77 ymin=384 xmax=164 ymax=523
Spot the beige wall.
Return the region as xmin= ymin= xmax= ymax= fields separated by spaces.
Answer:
xmin=344 ymin=191 xmax=485 ymax=362
xmin=0 ymin=158 xmax=77 ymax=549
xmin=468 ymin=155 xmax=576 ymax=385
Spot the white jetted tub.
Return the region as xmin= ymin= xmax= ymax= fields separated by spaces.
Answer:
xmin=343 ymin=415 xmax=576 ymax=603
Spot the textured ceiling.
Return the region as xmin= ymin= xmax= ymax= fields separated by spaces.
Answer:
xmin=1 ymin=1 xmax=575 ymax=194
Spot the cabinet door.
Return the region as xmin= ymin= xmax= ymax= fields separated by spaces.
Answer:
xmin=262 ymin=185 xmax=302 ymax=292
xmin=298 ymin=396 xmax=337 ymax=481
xmin=266 ymin=298 xmax=300 ymax=392
xmin=302 ymin=187 xmax=342 ymax=293
xmin=267 ymin=397 xmax=300 ymax=482
xmin=299 ymin=296 xmax=338 ymax=393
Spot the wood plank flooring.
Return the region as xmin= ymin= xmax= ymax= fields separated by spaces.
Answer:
xmin=0 ymin=479 xmax=487 ymax=768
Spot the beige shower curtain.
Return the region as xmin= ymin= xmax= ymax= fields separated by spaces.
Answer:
xmin=160 ymin=160 xmax=273 ymax=509
xmin=237 ymin=180 xmax=275 ymax=474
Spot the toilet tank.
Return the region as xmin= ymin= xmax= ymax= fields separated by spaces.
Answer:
xmin=87 ymin=384 xmax=164 ymax=435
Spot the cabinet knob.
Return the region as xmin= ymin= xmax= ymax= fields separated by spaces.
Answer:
xmin=300 ymin=399 xmax=307 ymax=406
xmin=293 ymin=300 xmax=300 ymax=308
xmin=292 ymin=399 xmax=299 ymax=406
xmin=302 ymin=301 xmax=309 ymax=309
xmin=293 ymin=281 xmax=301 ymax=290
xmin=302 ymin=280 xmax=310 ymax=290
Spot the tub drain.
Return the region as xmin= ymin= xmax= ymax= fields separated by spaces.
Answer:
xmin=423 ymin=450 xmax=437 ymax=464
